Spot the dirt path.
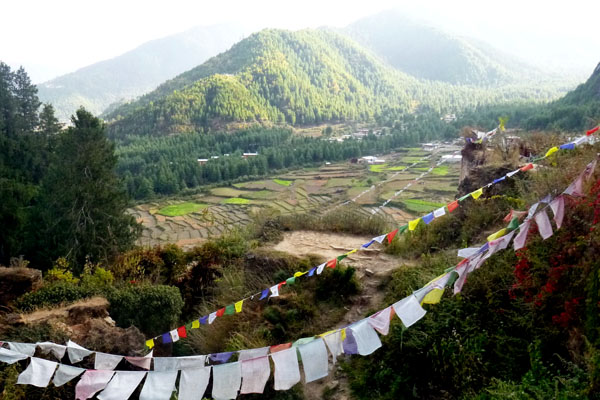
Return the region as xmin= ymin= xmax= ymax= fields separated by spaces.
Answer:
xmin=272 ymin=230 xmax=405 ymax=399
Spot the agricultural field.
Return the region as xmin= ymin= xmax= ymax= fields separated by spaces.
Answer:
xmin=130 ymin=145 xmax=462 ymax=248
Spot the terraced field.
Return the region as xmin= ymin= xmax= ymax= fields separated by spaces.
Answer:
xmin=130 ymin=146 xmax=462 ymax=248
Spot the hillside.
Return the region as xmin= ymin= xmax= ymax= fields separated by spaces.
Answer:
xmin=557 ymin=61 xmax=600 ymax=106
xmin=105 ymin=29 xmax=564 ymax=137
xmin=36 ymin=23 xmax=247 ymax=121
xmin=342 ymin=10 xmax=544 ymax=86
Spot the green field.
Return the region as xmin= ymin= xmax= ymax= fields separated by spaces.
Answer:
xmin=157 ymin=202 xmax=209 ymax=216
xmin=369 ymin=164 xmax=388 ymax=172
xmin=274 ymin=179 xmax=292 ymax=186
xmin=431 ymin=165 xmax=449 ymax=176
xmin=401 ymin=198 xmax=445 ymax=213
xmin=223 ymin=197 xmax=252 ymax=204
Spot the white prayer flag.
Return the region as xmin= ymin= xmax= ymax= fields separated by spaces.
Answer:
xmin=316 ymin=262 xmax=326 ymax=275
xmin=535 ymin=209 xmax=553 ymax=240
xmin=8 ymin=342 xmax=36 ymax=357
xmin=270 ymin=284 xmax=280 ymax=297
xmin=17 ymin=357 xmax=57 ymax=388
xmin=179 ymin=367 xmax=211 ymax=400
xmin=67 ymin=340 xmax=94 ymax=363
xmin=368 ymin=306 xmax=392 ymax=336
xmin=238 ymin=347 xmax=269 ymax=361
xmin=392 ymin=295 xmax=427 ymax=328
xmin=97 ymin=371 xmax=146 ymax=400
xmin=125 ymin=350 xmax=152 ymax=370
xmin=564 ymin=176 xmax=584 ymax=196
xmin=0 ymin=348 xmax=28 ymax=364
xmin=506 ymin=169 xmax=520 ymax=177
xmin=209 ymin=311 xmax=217 ymax=324
xmin=139 ymin=370 xmax=178 ymax=400
xmin=372 ymin=234 xmax=387 ymax=243
xmin=75 ymin=370 xmax=115 ymax=400
xmin=550 ymin=196 xmax=565 ymax=229
xmin=271 ymin=347 xmax=301 ymax=390
xmin=212 ymin=361 xmax=241 ymax=400
xmin=53 ymin=364 xmax=85 ymax=387
xmin=322 ymin=330 xmax=344 ymax=363
xmin=457 ymin=247 xmax=481 ymax=259
xmin=433 ymin=207 xmax=446 ymax=218
xmin=241 ymin=356 xmax=270 ymax=394
xmin=154 ymin=355 xmax=206 ymax=371
xmin=350 ymin=320 xmax=382 ymax=356
xmin=298 ymin=338 xmax=329 ymax=382
xmin=95 ymin=352 xmax=123 ymax=370
xmin=513 ymin=220 xmax=531 ymax=251
xmin=37 ymin=342 xmax=67 ymax=360
xmin=169 ymin=329 xmax=179 ymax=343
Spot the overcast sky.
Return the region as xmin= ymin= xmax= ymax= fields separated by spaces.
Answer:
xmin=4 ymin=0 xmax=599 ymax=83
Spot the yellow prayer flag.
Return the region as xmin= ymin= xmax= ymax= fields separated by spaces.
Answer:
xmin=235 ymin=300 xmax=244 ymax=313
xmin=145 ymin=339 xmax=155 ymax=349
xmin=293 ymin=271 xmax=307 ymax=277
xmin=319 ymin=330 xmax=336 ymax=338
xmin=341 ymin=328 xmax=347 ymax=341
xmin=408 ymin=218 xmax=421 ymax=231
xmin=471 ymin=188 xmax=483 ymax=200
xmin=545 ymin=146 xmax=559 ymax=158
xmin=192 ymin=320 xmax=200 ymax=329
xmin=421 ymin=288 xmax=445 ymax=305
xmin=345 ymin=249 xmax=358 ymax=256
xmin=487 ymin=228 xmax=507 ymax=242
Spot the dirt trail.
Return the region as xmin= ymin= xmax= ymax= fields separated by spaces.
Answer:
xmin=272 ymin=230 xmax=405 ymax=399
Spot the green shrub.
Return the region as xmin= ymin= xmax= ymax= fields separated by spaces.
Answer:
xmin=316 ymin=265 xmax=360 ymax=305
xmin=107 ymin=284 xmax=183 ymax=337
xmin=15 ymin=281 xmax=96 ymax=311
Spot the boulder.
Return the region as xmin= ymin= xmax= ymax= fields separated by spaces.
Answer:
xmin=0 ymin=267 xmax=42 ymax=306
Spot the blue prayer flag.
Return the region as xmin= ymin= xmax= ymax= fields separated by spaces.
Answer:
xmin=308 ymin=267 xmax=317 ymax=277
xmin=422 ymin=212 xmax=434 ymax=225
xmin=559 ymin=143 xmax=575 ymax=150
xmin=199 ymin=316 xmax=208 ymax=325
xmin=162 ymin=333 xmax=172 ymax=344
xmin=259 ymin=288 xmax=269 ymax=300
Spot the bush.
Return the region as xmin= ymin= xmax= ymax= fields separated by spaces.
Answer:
xmin=107 ymin=284 xmax=183 ymax=337
xmin=316 ymin=265 xmax=360 ymax=305
xmin=15 ymin=281 xmax=96 ymax=311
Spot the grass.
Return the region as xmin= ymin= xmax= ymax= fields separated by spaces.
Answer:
xmin=431 ymin=165 xmax=449 ymax=176
xmin=325 ymin=178 xmax=357 ymax=187
xmin=157 ymin=202 xmax=209 ymax=216
xmin=223 ymin=198 xmax=252 ymax=205
xmin=211 ymin=187 xmax=247 ymax=197
xmin=241 ymin=190 xmax=278 ymax=200
xmin=401 ymin=198 xmax=446 ymax=213
xmin=273 ymin=179 xmax=292 ymax=186
xmin=369 ymin=164 xmax=388 ymax=172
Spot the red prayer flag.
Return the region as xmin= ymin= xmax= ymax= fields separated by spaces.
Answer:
xmin=177 ymin=326 xmax=187 ymax=338
xmin=587 ymin=126 xmax=599 ymax=136
xmin=447 ymin=200 xmax=459 ymax=213
xmin=387 ymin=228 xmax=399 ymax=244
xmin=216 ymin=308 xmax=225 ymax=317
xmin=277 ymin=281 xmax=286 ymax=290
xmin=520 ymin=163 xmax=533 ymax=172
xmin=457 ymin=258 xmax=469 ymax=266
xmin=270 ymin=343 xmax=292 ymax=353
xmin=326 ymin=259 xmax=337 ymax=269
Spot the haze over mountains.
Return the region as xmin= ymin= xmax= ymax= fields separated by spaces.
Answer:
xmin=37 ymin=23 xmax=248 ymax=121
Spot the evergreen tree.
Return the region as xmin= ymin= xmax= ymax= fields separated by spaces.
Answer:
xmin=34 ymin=108 xmax=139 ymax=270
xmin=38 ymin=103 xmax=62 ymax=136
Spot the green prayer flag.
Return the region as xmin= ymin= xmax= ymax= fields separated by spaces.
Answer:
xmin=458 ymin=193 xmax=470 ymax=202
xmin=286 ymin=276 xmax=296 ymax=285
xmin=336 ymin=254 xmax=348 ymax=262
xmin=225 ymin=304 xmax=235 ymax=315
xmin=507 ymin=216 xmax=519 ymax=231
xmin=398 ymin=224 xmax=408 ymax=234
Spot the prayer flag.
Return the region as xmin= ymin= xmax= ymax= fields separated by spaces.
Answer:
xmin=53 ymin=364 xmax=85 ymax=387
xmin=271 ymin=347 xmax=301 ymax=390
xmin=170 ymin=329 xmax=180 ymax=343
xmin=373 ymin=234 xmax=387 ymax=243
xmin=447 ymin=200 xmax=459 ymax=212
xmin=241 ymin=356 xmax=270 ymax=394
xmin=239 ymin=347 xmax=270 ymax=361
xmin=126 ymin=352 xmax=152 ymax=370
xmin=545 ymin=146 xmax=559 ymax=158
xmin=487 ymin=228 xmax=507 ymax=242
xmin=210 ymin=352 xmax=234 ymax=364
xmin=225 ymin=304 xmax=235 ymax=315
xmin=8 ymin=342 xmax=36 ymax=357
xmin=298 ymin=338 xmax=329 ymax=382
xmin=191 ymin=320 xmax=200 ymax=329
xmin=520 ymin=163 xmax=534 ymax=172
xmin=422 ymin=212 xmax=434 ymax=224
xmin=387 ymin=228 xmax=399 ymax=243
xmin=408 ymin=218 xmax=421 ymax=231
xmin=177 ymin=326 xmax=187 ymax=338
xmin=398 ymin=224 xmax=409 ymax=234
xmin=216 ymin=307 xmax=225 ymax=317
xmin=259 ymin=289 xmax=269 ymax=300
xmin=97 ymin=371 xmax=146 ymax=400
xmin=535 ymin=209 xmax=553 ymax=240
xmin=17 ymin=357 xmax=57 ymax=388
xmin=270 ymin=343 xmax=292 ymax=353
xmin=235 ymin=300 xmax=244 ymax=313
xmin=550 ymin=196 xmax=565 ymax=229
xmin=270 ymin=285 xmax=280 ymax=297
xmin=179 ymin=367 xmax=211 ymax=400
xmin=294 ymin=271 xmax=307 ymax=277
xmin=350 ymin=320 xmax=382 ymax=356
xmin=506 ymin=169 xmax=520 ymax=177
xmin=326 ymin=259 xmax=337 ymax=269
xmin=321 ymin=330 xmax=344 ymax=363
xmin=200 ymin=315 xmax=208 ymax=325
xmin=392 ymin=295 xmax=427 ymax=328
xmin=587 ymin=126 xmax=599 ymax=135
xmin=457 ymin=247 xmax=480 ymax=258
xmin=139 ymin=371 xmax=178 ymax=400
xmin=316 ymin=262 xmax=326 ymax=275
xmin=368 ymin=306 xmax=392 ymax=336
xmin=564 ymin=175 xmax=584 ymax=196
xmin=0 ymin=348 xmax=28 ymax=364
xmin=162 ymin=333 xmax=172 ymax=344
xmin=75 ymin=370 xmax=115 ymax=400
xmin=37 ymin=342 xmax=67 ymax=360
xmin=433 ymin=207 xmax=446 ymax=218
xmin=471 ymin=188 xmax=483 ymax=200
xmin=560 ymin=142 xmax=575 ymax=150
xmin=361 ymin=240 xmax=375 ymax=248
xmin=493 ymin=176 xmax=506 ymax=184
xmin=286 ymin=277 xmax=295 ymax=285
xmin=212 ymin=362 xmax=241 ymax=400
xmin=513 ymin=220 xmax=531 ymax=250
xmin=208 ymin=311 xmax=217 ymax=324
xmin=458 ymin=193 xmax=470 ymax=202
xmin=146 ymin=338 xmax=155 ymax=349
xmin=421 ymin=288 xmax=444 ymax=305
xmin=95 ymin=353 xmax=123 ymax=370
xmin=308 ymin=267 xmax=317 ymax=276
xmin=336 ymin=254 xmax=347 ymax=262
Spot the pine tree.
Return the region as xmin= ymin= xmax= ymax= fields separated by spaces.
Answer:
xmin=38 ymin=103 xmax=62 ymax=136
xmin=34 ymin=108 xmax=140 ymax=270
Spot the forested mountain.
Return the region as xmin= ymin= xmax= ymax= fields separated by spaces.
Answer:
xmin=105 ymin=29 xmax=564 ymax=137
xmin=37 ymin=23 xmax=248 ymax=122
xmin=342 ymin=10 xmax=545 ymax=86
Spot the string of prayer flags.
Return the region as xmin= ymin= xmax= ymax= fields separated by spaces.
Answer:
xmin=471 ymin=187 xmax=484 ymax=200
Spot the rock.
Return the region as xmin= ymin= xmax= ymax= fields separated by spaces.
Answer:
xmin=4 ymin=313 xmax=25 ymax=325
xmin=364 ymin=268 xmax=374 ymax=277
xmin=0 ymin=267 xmax=42 ymax=305
xmin=326 ymin=380 xmax=340 ymax=391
